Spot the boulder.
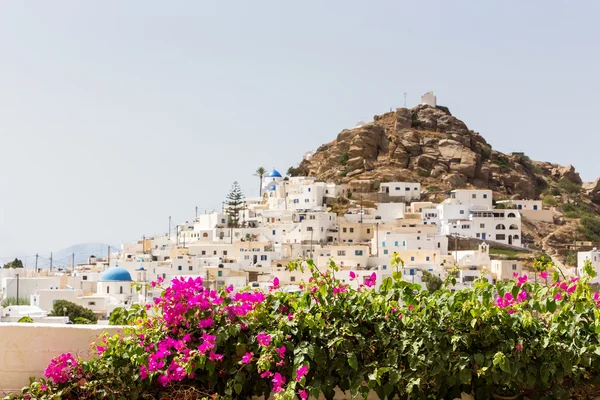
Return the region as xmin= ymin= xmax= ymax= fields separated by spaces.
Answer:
xmin=395 ymin=108 xmax=413 ymax=131
xmin=553 ymin=165 xmax=582 ymax=184
xmin=583 ymin=178 xmax=600 ymax=204
xmin=443 ymin=173 xmax=467 ymax=188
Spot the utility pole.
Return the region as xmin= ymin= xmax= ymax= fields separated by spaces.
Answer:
xmin=16 ymin=274 xmax=20 ymax=304
xmin=107 ymin=246 xmax=111 ymax=266
xmin=195 ymin=206 xmax=198 ymax=220
xmin=169 ymin=216 xmax=172 ymax=239
xmin=376 ymin=223 xmax=379 ymax=257
xmin=35 ymin=254 xmax=38 ymax=273
xmin=50 ymin=252 xmax=53 ymax=272
xmin=310 ymin=229 xmax=314 ymax=258
xmin=142 ymin=235 xmax=146 ymax=254
xmin=72 ymin=253 xmax=75 ymax=270
xmin=360 ymin=195 xmax=363 ymax=224
xmin=176 ymin=226 xmax=179 ymax=246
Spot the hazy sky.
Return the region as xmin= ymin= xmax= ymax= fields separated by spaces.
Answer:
xmin=1 ymin=1 xmax=598 ymax=263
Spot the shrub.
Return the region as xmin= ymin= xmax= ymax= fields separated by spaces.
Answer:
xmin=580 ymin=215 xmax=600 ymax=242
xmin=9 ymin=258 xmax=600 ymax=400
xmin=1 ymin=297 xmax=30 ymax=307
xmin=416 ymin=169 xmax=430 ymax=177
xmin=491 ymin=156 xmax=510 ymax=172
xmin=50 ymin=300 xmax=97 ymax=324
xmin=109 ymin=304 xmax=148 ymax=325
xmin=338 ymin=152 xmax=349 ymax=166
xmin=558 ymin=178 xmax=582 ymax=195
xmin=542 ymin=194 xmax=558 ymax=207
xmin=17 ymin=316 xmax=33 ymax=323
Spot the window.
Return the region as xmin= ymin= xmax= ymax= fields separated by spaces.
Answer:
xmin=426 ymin=257 xmax=430 ymax=261
xmin=188 ymin=266 xmax=193 ymax=271
xmin=178 ymin=266 xmax=182 ymax=271
xmin=417 ymin=236 xmax=420 ymax=240
xmin=382 ymin=242 xmax=386 ymax=247
xmin=306 ymin=226 xmax=313 ymax=231
xmin=512 ymin=264 xmax=517 ymax=270
xmin=496 ymin=234 xmax=506 ymax=240
xmin=119 ymin=286 xmax=123 ymax=294
xmin=472 ymin=194 xmax=476 ymax=199
xmin=476 ymin=233 xmax=480 ymax=238
xmin=460 ymin=210 xmax=465 ymax=214
xmin=308 ymin=188 xmax=311 ymax=192
xmin=343 ymin=228 xmax=347 ymax=233
xmin=290 ymin=276 xmax=296 ymax=282
xmin=293 ymin=199 xmax=299 ymax=204
xmin=304 ymin=199 xmax=310 ymax=203
xmin=384 ymin=249 xmax=389 ymax=255
xmin=244 ymin=255 xmax=250 ymax=260
xmin=483 ymin=194 xmax=488 ymax=199
xmin=213 ymin=251 xmax=217 ymax=255
xmin=272 ymin=230 xmax=276 ymax=235
xmin=394 ymin=241 xmax=398 ymax=246
xmin=218 ymin=271 xmax=222 ymax=277
xmin=461 ymin=225 xmax=470 ymax=229
xmin=402 ymin=241 xmax=406 ymax=246
xmin=480 ymin=224 xmax=485 ymax=228
xmin=405 ymin=187 xmax=410 ymax=191
xmin=367 ymin=229 xmax=371 ymax=234
xmin=355 ymin=250 xmax=363 ymax=256
xmin=350 ymin=228 xmax=354 ymax=233
xmin=437 ymin=242 xmax=441 ymax=248
xmin=261 ymin=255 xmax=267 ymax=261
xmin=337 ymin=250 xmax=346 ymax=256
xmin=223 ymin=251 xmax=228 ymax=256
xmin=221 ymin=219 xmax=226 ymax=224
xmin=107 ymin=287 xmax=110 ymax=294
xmin=203 ymin=232 xmax=208 ymax=238
xmin=88 ymin=302 xmax=96 ymax=306
xmin=82 ymin=276 xmax=88 ymax=281
xmin=202 ymin=251 xmax=206 ymax=255
xmin=382 ymin=265 xmax=387 ymax=270
xmin=410 ymin=256 xmax=415 ymax=261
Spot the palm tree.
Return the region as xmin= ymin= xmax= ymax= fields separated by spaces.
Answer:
xmin=254 ymin=167 xmax=267 ymax=197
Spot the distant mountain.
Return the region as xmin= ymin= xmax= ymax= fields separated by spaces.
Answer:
xmin=37 ymin=243 xmax=117 ymax=269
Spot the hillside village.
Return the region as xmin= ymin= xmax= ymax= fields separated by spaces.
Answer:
xmin=2 ymin=92 xmax=600 ymax=323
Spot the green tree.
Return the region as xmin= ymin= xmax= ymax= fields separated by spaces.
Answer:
xmin=4 ymin=258 xmax=24 ymax=269
xmin=50 ymin=299 xmax=97 ymax=324
xmin=225 ymin=181 xmax=245 ymax=228
xmin=421 ymin=270 xmax=443 ymax=293
xmin=254 ymin=167 xmax=267 ymax=197
xmin=1 ymin=297 xmax=30 ymax=307
xmin=17 ymin=316 xmax=34 ymax=323
xmin=109 ymin=304 xmax=147 ymax=325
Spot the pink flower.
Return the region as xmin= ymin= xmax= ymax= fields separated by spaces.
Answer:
xmin=517 ymin=290 xmax=527 ymax=303
xmin=272 ymin=372 xmax=286 ymax=393
xmin=260 ymin=371 xmax=273 ymax=378
xmin=44 ymin=353 xmax=79 ymax=384
xmin=299 ymin=389 xmax=308 ymax=399
xmin=209 ymin=351 xmax=224 ymax=362
xmin=512 ymin=272 xmax=519 ymax=278
xmin=408 ymin=305 xmax=414 ymax=310
xmin=276 ymin=346 xmax=286 ymax=359
xmin=225 ymin=285 xmax=234 ymax=293
xmin=540 ymin=271 xmax=548 ymax=279
xmin=296 ymin=365 xmax=309 ymax=381
xmin=257 ymin=332 xmax=271 ymax=347
xmin=559 ymin=281 xmax=568 ymax=291
xmin=140 ymin=365 xmax=148 ymax=380
xmin=515 ymin=343 xmax=523 ymax=352
xmin=516 ymin=275 xmax=528 ymax=287
xmin=96 ymin=345 xmax=106 ymax=355
xmin=287 ymin=313 xmax=293 ymax=321
xmin=311 ymin=286 xmax=317 ymax=293
xmin=567 ymin=284 xmax=577 ymax=294
xmin=571 ymin=276 xmax=580 ymax=283
xmin=198 ymin=317 xmax=214 ymax=329
xmin=333 ymin=286 xmax=347 ymax=295
xmin=554 ymin=293 xmax=562 ymax=301
xmin=242 ymin=352 xmax=253 ymax=364
xmin=349 ymin=271 xmax=357 ymax=280
xmin=270 ymin=277 xmax=280 ymax=290
xmin=594 ymin=293 xmax=599 ymax=301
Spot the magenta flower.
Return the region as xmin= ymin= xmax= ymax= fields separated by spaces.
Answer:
xmin=540 ymin=271 xmax=548 ymax=279
xmin=272 ymin=372 xmax=286 ymax=392
xmin=276 ymin=345 xmax=286 ymax=359
xmin=517 ymin=290 xmax=527 ymax=303
xmin=96 ymin=345 xmax=106 ymax=355
xmin=594 ymin=293 xmax=599 ymax=301
xmin=296 ymin=365 xmax=309 ymax=381
xmin=299 ymin=389 xmax=308 ymax=399
xmin=349 ymin=271 xmax=357 ymax=280
xmin=260 ymin=371 xmax=273 ymax=378
xmin=554 ymin=293 xmax=562 ymax=300
xmin=288 ymin=313 xmax=294 ymax=321
xmin=571 ymin=276 xmax=580 ymax=283
xmin=567 ymin=284 xmax=577 ymax=294
xmin=44 ymin=353 xmax=79 ymax=384
xmin=270 ymin=277 xmax=280 ymax=291
xmin=257 ymin=332 xmax=272 ymax=347
xmin=241 ymin=352 xmax=253 ymax=364
xmin=512 ymin=272 xmax=519 ymax=278
xmin=225 ymin=285 xmax=234 ymax=293
xmin=198 ymin=317 xmax=214 ymax=329
xmin=209 ymin=351 xmax=224 ymax=362
xmin=515 ymin=343 xmax=523 ymax=352
xmin=333 ymin=286 xmax=347 ymax=295
xmin=516 ymin=274 xmax=528 ymax=287
xmin=139 ymin=365 xmax=148 ymax=380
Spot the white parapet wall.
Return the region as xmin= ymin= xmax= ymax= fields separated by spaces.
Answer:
xmin=0 ymin=323 xmax=120 ymax=393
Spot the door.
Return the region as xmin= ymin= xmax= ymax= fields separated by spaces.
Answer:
xmin=508 ymin=236 xmax=513 ymax=245
xmin=482 ymin=233 xmax=486 ymax=240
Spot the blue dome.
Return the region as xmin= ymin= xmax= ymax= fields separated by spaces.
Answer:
xmin=267 ymin=185 xmax=277 ymax=191
xmin=100 ymin=266 xmax=132 ymax=281
xmin=267 ymin=169 xmax=282 ymax=178
xmin=136 ymin=266 xmax=146 ymax=271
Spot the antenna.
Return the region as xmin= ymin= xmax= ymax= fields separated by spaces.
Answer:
xmin=403 ymin=92 xmax=407 ymax=108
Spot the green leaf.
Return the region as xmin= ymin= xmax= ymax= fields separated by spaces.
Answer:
xmin=474 ymin=353 xmax=485 ymax=366
xmin=348 ymin=353 xmax=358 ymax=371
xmin=547 ymin=299 xmax=557 ymax=313
xmin=389 ymin=369 xmax=400 ymax=385
xmin=234 ymin=383 xmax=242 ymax=394
xmin=459 ymin=367 xmax=471 ymax=384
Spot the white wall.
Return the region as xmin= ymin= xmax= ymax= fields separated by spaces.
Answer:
xmin=0 ymin=324 xmax=120 ymax=392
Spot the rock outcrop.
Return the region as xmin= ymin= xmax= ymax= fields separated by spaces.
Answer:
xmin=297 ymin=104 xmax=573 ymax=200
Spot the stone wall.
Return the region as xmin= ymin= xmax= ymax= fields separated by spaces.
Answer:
xmin=0 ymin=323 xmax=119 ymax=393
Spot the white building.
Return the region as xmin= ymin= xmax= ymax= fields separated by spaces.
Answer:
xmin=578 ymin=248 xmax=600 ymax=282
xmin=379 ymin=182 xmax=421 ymax=202
xmin=421 ymin=91 xmax=437 ymax=107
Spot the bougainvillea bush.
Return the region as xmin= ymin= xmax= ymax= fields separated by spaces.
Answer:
xmin=7 ymin=256 xmax=600 ymax=400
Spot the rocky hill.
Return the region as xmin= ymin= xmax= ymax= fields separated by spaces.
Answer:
xmin=292 ymin=104 xmax=600 ymax=264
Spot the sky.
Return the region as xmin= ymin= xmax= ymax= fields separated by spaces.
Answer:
xmin=0 ymin=1 xmax=599 ymax=263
